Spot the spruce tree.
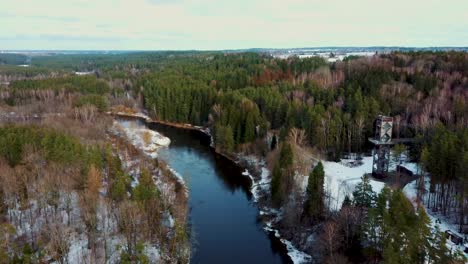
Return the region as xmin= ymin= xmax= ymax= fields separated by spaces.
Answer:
xmin=243 ymin=112 xmax=256 ymax=143
xmin=270 ymin=135 xmax=277 ymax=150
xmin=413 ymin=206 xmax=432 ymax=263
xmin=363 ymin=207 xmax=381 ymax=258
xmin=271 ymin=163 xmax=282 ymax=204
xmin=430 ymin=225 xmax=451 ymax=264
xmin=271 ymin=143 xmax=294 ymax=206
xmin=353 ymin=175 xmax=376 ymax=208
xmin=304 ymin=161 xmax=324 ymax=221
xmin=224 ymin=125 xmax=234 ymax=152
xmin=111 ymin=173 xmax=128 ymax=202
xmin=382 ymin=243 xmax=400 ymax=264
xmin=214 ymin=124 xmax=225 ymax=150
xmin=279 ymin=143 xmax=293 ymax=168
xmin=342 ymin=195 xmax=351 ymax=208
xmin=133 ymin=168 xmax=157 ymax=202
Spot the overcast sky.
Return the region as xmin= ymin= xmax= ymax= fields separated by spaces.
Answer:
xmin=1 ymin=0 xmax=467 ymax=50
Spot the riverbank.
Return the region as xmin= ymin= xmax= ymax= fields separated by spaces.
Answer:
xmin=110 ymin=111 xmax=241 ymax=162
xmin=110 ymin=111 xmax=210 ymax=134
xmin=238 ymin=157 xmax=314 ymax=263
xmin=111 ymin=111 xmax=312 ymax=263
xmin=111 ymin=116 xmax=188 ymax=192
xmin=110 ymin=117 xmax=191 ymax=262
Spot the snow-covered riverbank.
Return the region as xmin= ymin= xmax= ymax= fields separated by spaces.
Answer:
xmin=112 ymin=119 xmax=170 ymax=159
xmin=112 ymin=112 xmax=433 ymax=264
xmin=110 ymin=117 xmax=190 ymax=262
xmin=117 ymin=114 xmax=310 ymax=263
xmin=240 ymin=157 xmax=313 ymax=264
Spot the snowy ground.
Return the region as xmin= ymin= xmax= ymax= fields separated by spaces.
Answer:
xmin=113 ymin=119 xmax=170 ymax=158
xmin=263 ymin=220 xmax=313 ymax=264
xmin=111 ymin=117 xmax=189 ymax=263
xmin=4 ymin=115 xmax=178 ymax=263
xmin=6 ymin=188 xmax=132 ymax=264
xmin=242 ymin=166 xmax=270 ymax=203
xmin=241 ymin=156 xmax=313 ymax=264
xmin=113 ymin=111 xmax=151 ymax=121
xmin=240 ymin=147 xmax=468 ymax=263
xmin=274 ymin=51 xmax=375 ymax=62
xmin=403 ymin=179 xmax=468 ymax=258
xmin=323 ymin=156 xmax=384 ymax=211
xmin=240 ymin=152 xmax=424 ymax=263
xmin=112 ymin=116 xmax=187 ymax=190
xmin=113 ymin=115 xmax=186 ymax=197
xmin=322 ymin=155 xmax=419 ymax=211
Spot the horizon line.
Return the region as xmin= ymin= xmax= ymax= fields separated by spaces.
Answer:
xmin=1 ymin=46 xmax=468 ymax=53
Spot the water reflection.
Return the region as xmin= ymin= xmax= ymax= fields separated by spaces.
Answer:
xmin=148 ymin=122 xmax=290 ymax=264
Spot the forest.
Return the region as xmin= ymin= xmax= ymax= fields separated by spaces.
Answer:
xmin=138 ymin=52 xmax=467 ymax=159
xmin=136 ymin=51 xmax=467 ymax=263
xmin=0 ymin=70 xmax=189 ymax=263
xmin=0 ymin=50 xmax=467 ymax=263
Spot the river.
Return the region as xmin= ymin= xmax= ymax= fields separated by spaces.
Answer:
xmin=148 ymin=123 xmax=291 ymax=264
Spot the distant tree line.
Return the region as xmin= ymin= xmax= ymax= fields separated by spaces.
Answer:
xmin=139 ymin=52 xmax=467 ymax=160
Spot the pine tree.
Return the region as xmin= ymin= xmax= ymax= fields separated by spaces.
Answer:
xmin=375 ymin=186 xmax=391 ymax=216
xmin=342 ymin=195 xmax=351 ymax=208
xmin=270 ymin=135 xmax=277 ymax=150
xmin=270 ymin=143 xmax=294 ymax=206
xmin=413 ymin=206 xmax=432 ymax=263
xmin=271 ymin=163 xmax=282 ymax=204
xmin=133 ymin=168 xmax=157 ymax=202
xmin=304 ymin=161 xmax=324 ymax=221
xmin=243 ymin=111 xmax=256 ymax=143
xmin=363 ymin=207 xmax=381 ymax=259
xmin=224 ymin=125 xmax=234 ymax=152
xmin=430 ymin=225 xmax=451 ymax=264
xmin=353 ymin=175 xmax=376 ymax=208
xmin=279 ymin=143 xmax=293 ymax=168
xmin=362 ymin=187 xmax=465 ymax=264
xmin=392 ymin=144 xmax=406 ymax=185
xmin=382 ymin=243 xmax=400 ymax=264
xmin=214 ymin=124 xmax=225 ymax=150
xmin=111 ymin=173 xmax=128 ymax=202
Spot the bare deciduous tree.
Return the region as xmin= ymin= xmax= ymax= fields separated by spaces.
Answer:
xmin=320 ymin=220 xmax=342 ymax=263
xmin=117 ymin=201 xmax=144 ymax=257
xmin=288 ymin=127 xmax=307 ymax=147
xmin=45 ymin=224 xmax=71 ymax=264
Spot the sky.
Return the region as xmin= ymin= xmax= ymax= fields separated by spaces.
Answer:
xmin=0 ymin=0 xmax=467 ymax=50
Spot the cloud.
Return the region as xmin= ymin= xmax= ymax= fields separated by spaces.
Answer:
xmin=0 ymin=0 xmax=467 ymax=50
xmin=147 ymin=0 xmax=183 ymax=5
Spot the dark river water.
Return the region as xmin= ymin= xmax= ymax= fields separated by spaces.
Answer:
xmin=148 ymin=123 xmax=291 ymax=264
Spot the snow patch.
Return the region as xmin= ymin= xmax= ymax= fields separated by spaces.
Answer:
xmin=240 ymin=156 xmax=311 ymax=264
xmin=75 ymin=71 xmax=93 ymax=75
xmin=67 ymin=234 xmax=90 ymax=263
xmin=281 ymin=238 xmax=313 ymax=264
xmin=143 ymin=244 xmax=161 ymax=263
xmin=162 ymin=211 xmax=175 ymax=228
xmin=403 ymin=179 xmax=468 ymax=258
xmin=263 ymin=219 xmax=312 ymax=264
xmin=113 ymin=119 xmax=170 ymax=158
xmin=321 ymin=152 xmax=420 ymax=211
xmin=322 ymin=156 xmax=384 ymax=211
xmin=166 ymin=165 xmax=187 ymax=188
